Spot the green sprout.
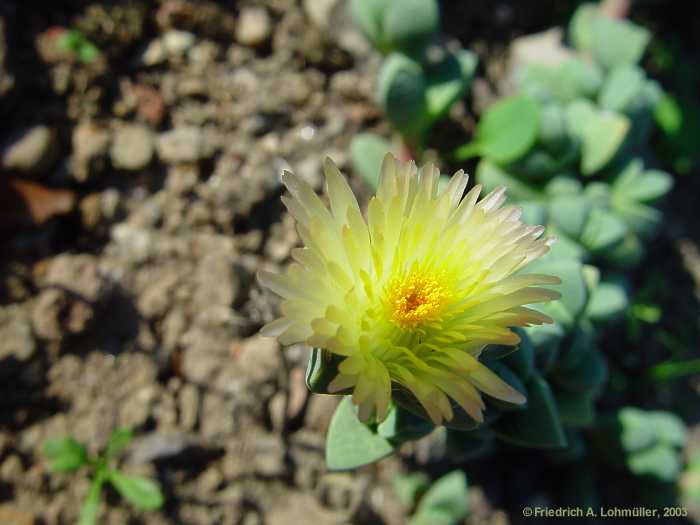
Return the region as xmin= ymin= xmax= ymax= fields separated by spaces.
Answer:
xmin=43 ymin=427 xmax=164 ymax=525
xmin=395 ymin=471 xmax=470 ymax=525
xmin=57 ymin=29 xmax=101 ymax=63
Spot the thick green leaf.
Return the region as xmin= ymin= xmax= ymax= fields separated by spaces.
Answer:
xmin=557 ymin=320 xmax=595 ymax=370
xmin=509 ymin=144 xmax=579 ymax=180
xmin=545 ymin=229 xmax=588 ymax=262
xmin=612 ymin=160 xmax=673 ymax=204
xmin=553 ymin=348 xmax=607 ymax=395
xmin=549 ymin=429 xmax=587 ymax=464
xmin=394 ymin=472 xmax=430 ymax=506
xmin=106 ymin=427 xmax=133 ymax=460
xmin=612 ymin=200 xmax=661 ymax=238
xmin=568 ymin=3 xmax=598 ymax=52
xmin=305 ymin=347 xmax=347 ymax=394
xmin=492 ymin=374 xmax=567 ymax=449
xmin=326 ymin=397 xmax=395 ymax=470
xmin=579 ymin=208 xmax=628 ymax=252
xmin=474 ymin=160 xmax=542 ymax=201
xmin=425 ymin=49 xmax=477 ymax=122
xmin=378 ymin=404 xmax=434 ymax=443
xmin=628 ymin=444 xmax=681 ymax=483
xmin=648 ymin=411 xmax=687 ymax=448
xmin=519 ymin=201 xmax=548 ymax=226
xmin=590 ymin=16 xmax=650 ymax=69
xmin=43 ymin=437 xmax=88 ymax=473
xmin=556 ymin=389 xmax=596 ymax=427
xmin=585 ymin=281 xmax=628 ymax=322
xmin=350 ymin=0 xmax=391 ymax=51
xmin=409 ymin=507 xmax=455 ymax=525
xmin=383 ymin=0 xmax=439 ymax=56
xmin=456 ymin=95 xmax=540 ymax=164
xmin=538 ymin=103 xmax=568 ymax=153
xmin=599 ymin=65 xmax=645 ymax=113
xmin=483 ymin=362 xmax=527 ymax=412
xmin=559 ymin=58 xmax=603 ymax=100
xmin=500 ymin=328 xmax=534 ymax=381
xmin=480 ymin=343 xmax=518 ymax=361
xmin=525 ymin=256 xmax=587 ymax=320
xmin=583 ymin=181 xmax=612 ymax=207
xmin=565 ymin=98 xmax=597 ymax=140
xmin=545 ymin=175 xmax=582 ymax=197
xmin=378 ymin=53 xmax=428 ymax=136
xmin=350 ymin=133 xmax=393 ymax=191
xmin=602 ymin=232 xmax=644 ymax=268
xmin=446 ymin=427 xmax=493 ymax=462
xmin=526 ymin=317 xmax=565 ymax=372
xmin=520 ymin=59 xmax=603 ymax=105
xmin=411 ymin=471 xmax=469 ymax=525
xmin=580 ymin=111 xmax=630 ymax=175
xmin=108 ymin=470 xmax=164 ymax=511
xmin=618 ymin=407 xmax=656 ymax=452
xmin=548 ymin=194 xmax=592 ymax=239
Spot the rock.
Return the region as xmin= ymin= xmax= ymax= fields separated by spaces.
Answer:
xmin=79 ymin=193 xmax=103 ymax=230
xmin=302 ymin=0 xmax=339 ymax=29
xmin=110 ymin=222 xmax=154 ymax=263
xmin=510 ymin=27 xmax=574 ymax=69
xmin=232 ymin=335 xmax=281 ymax=384
xmin=317 ymin=473 xmax=360 ymax=511
xmin=197 ymin=466 xmax=223 ymax=494
xmin=178 ymin=383 xmax=200 ymax=430
xmin=236 ymin=7 xmax=272 ymax=47
xmin=132 ymin=84 xmax=166 ymax=127
xmin=0 ymin=454 xmax=23 ymax=481
xmin=140 ymin=38 xmax=167 ymax=66
xmin=32 ymin=254 xmax=109 ymax=341
xmin=253 ymin=433 xmax=286 ymax=477
xmin=70 ymin=122 xmax=111 ymax=182
xmin=110 ymin=123 xmax=154 ymax=171
xmin=137 ymin=271 xmax=180 ymax=319
xmin=0 ymin=504 xmax=34 ymax=525
xmin=201 ymin=393 xmax=235 ymax=439
xmin=305 ymin=394 xmax=339 ymax=433
xmin=127 ymin=432 xmax=191 ymax=465
xmin=119 ymin=385 xmax=157 ymax=428
xmin=3 ymin=178 xmax=75 ymax=226
xmin=1 ymin=125 xmax=58 ymax=175
xmin=0 ymin=304 xmax=36 ymax=371
xmin=165 ymin=165 xmax=199 ymax=196
xmin=266 ymin=491 xmax=340 ymax=525
xmin=180 ymin=332 xmax=223 ymax=384
xmin=163 ymin=29 xmax=196 ymax=56
xmin=157 ymin=127 xmax=206 ymax=164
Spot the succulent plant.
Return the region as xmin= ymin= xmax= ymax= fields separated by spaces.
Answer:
xmin=350 ymin=0 xmax=440 ymax=58
xmin=593 ymin=407 xmax=687 ymax=483
xmin=350 ymin=0 xmax=477 ymax=184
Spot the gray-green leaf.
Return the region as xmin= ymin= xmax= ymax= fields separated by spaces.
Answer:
xmin=326 ymin=397 xmax=395 ymax=470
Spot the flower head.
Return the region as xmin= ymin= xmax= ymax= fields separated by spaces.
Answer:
xmin=259 ymin=155 xmax=559 ymax=424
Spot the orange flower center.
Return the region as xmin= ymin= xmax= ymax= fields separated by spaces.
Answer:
xmin=385 ymin=270 xmax=447 ymax=328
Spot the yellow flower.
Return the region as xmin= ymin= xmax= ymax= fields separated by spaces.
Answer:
xmin=259 ymin=155 xmax=560 ymax=425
